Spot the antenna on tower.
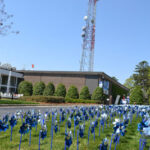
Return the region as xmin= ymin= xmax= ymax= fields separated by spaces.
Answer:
xmin=80 ymin=0 xmax=99 ymax=72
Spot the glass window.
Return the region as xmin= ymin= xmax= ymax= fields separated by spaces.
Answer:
xmin=10 ymin=77 xmax=16 ymax=86
xmin=1 ymin=75 xmax=8 ymax=85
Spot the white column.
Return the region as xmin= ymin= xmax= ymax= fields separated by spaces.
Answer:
xmin=6 ymin=70 xmax=12 ymax=93
xmin=15 ymin=77 xmax=18 ymax=93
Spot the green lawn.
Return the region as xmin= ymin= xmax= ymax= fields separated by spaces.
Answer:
xmin=0 ymin=114 xmax=149 ymax=150
xmin=0 ymin=99 xmax=38 ymax=104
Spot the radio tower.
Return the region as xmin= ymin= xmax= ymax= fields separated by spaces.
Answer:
xmin=80 ymin=0 xmax=99 ymax=72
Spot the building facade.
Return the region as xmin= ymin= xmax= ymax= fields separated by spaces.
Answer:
xmin=0 ymin=68 xmax=23 ymax=93
xmin=18 ymin=70 xmax=129 ymax=96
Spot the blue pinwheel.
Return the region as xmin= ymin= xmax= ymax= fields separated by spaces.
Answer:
xmin=65 ymin=131 xmax=73 ymax=148
xmin=41 ymin=129 xmax=47 ymax=140
xmin=79 ymin=124 xmax=84 ymax=138
xmin=100 ymin=138 xmax=108 ymax=150
xmin=74 ymin=116 xmax=80 ymax=126
xmin=90 ymin=122 xmax=95 ymax=134
xmin=67 ymin=118 xmax=72 ymax=129
xmin=19 ymin=122 xmax=29 ymax=134
xmin=9 ymin=115 xmax=17 ymax=128
xmin=3 ymin=114 xmax=9 ymax=124
xmin=9 ymin=115 xmax=17 ymax=141
xmin=0 ymin=120 xmax=9 ymax=132
xmin=54 ymin=120 xmax=58 ymax=133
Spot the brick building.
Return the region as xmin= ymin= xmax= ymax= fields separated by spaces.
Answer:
xmin=18 ymin=70 xmax=129 ymax=97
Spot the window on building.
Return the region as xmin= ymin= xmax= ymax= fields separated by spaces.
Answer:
xmin=1 ymin=75 xmax=8 ymax=85
xmin=1 ymin=87 xmax=7 ymax=93
xmin=103 ymin=80 xmax=109 ymax=95
xmin=10 ymin=77 xmax=16 ymax=86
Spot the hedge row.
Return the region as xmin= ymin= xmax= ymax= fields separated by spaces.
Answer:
xmin=65 ymin=98 xmax=102 ymax=104
xmin=20 ymin=96 xmax=100 ymax=104
xmin=18 ymin=81 xmax=104 ymax=101
xmin=20 ymin=96 xmax=65 ymax=103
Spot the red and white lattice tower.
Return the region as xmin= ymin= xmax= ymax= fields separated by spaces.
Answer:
xmin=80 ymin=0 xmax=99 ymax=72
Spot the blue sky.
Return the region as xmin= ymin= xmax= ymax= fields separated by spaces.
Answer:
xmin=0 ymin=0 xmax=150 ymax=84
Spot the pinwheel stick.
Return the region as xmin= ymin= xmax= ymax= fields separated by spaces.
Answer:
xmin=29 ymin=129 xmax=31 ymax=146
xmin=77 ymin=130 xmax=79 ymax=150
xmin=109 ymin=134 xmax=114 ymax=150
xmin=39 ymin=131 xmax=41 ymax=150
xmin=19 ymin=134 xmax=22 ymax=150
xmin=99 ymin=120 xmax=101 ymax=137
xmin=74 ymin=119 xmax=75 ymax=138
xmin=94 ymin=128 xmax=95 ymax=141
xmin=88 ymin=127 xmax=90 ymax=145
xmin=10 ymin=126 xmax=12 ymax=141
xmin=64 ymin=141 xmax=66 ymax=150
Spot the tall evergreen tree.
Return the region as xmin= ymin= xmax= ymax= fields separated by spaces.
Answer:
xmin=124 ymin=76 xmax=135 ymax=90
xmin=133 ymin=61 xmax=150 ymax=91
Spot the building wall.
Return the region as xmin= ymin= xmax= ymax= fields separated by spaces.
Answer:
xmin=85 ymin=75 xmax=99 ymax=94
xmin=21 ymin=71 xmax=129 ymax=101
xmin=24 ymin=74 xmax=86 ymax=92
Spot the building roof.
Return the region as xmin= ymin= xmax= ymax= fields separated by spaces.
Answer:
xmin=17 ymin=70 xmax=129 ymax=91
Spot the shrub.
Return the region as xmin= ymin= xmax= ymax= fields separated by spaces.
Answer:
xmin=33 ymin=82 xmax=45 ymax=95
xmin=18 ymin=81 xmax=33 ymax=96
xmin=55 ymin=83 xmax=66 ymax=97
xmin=130 ymin=86 xmax=144 ymax=104
xmin=91 ymin=87 xmax=103 ymax=101
xmin=43 ymin=82 xmax=55 ymax=96
xmin=79 ymin=86 xmax=90 ymax=100
xmin=20 ymin=96 xmax=65 ymax=103
xmin=66 ymin=85 xmax=79 ymax=99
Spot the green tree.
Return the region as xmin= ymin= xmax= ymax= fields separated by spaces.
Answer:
xmin=130 ymin=86 xmax=144 ymax=104
xmin=91 ymin=87 xmax=103 ymax=100
xmin=43 ymin=82 xmax=55 ymax=96
xmin=55 ymin=83 xmax=66 ymax=97
xmin=124 ymin=76 xmax=135 ymax=90
xmin=66 ymin=85 xmax=79 ymax=99
xmin=18 ymin=81 xmax=33 ymax=96
xmin=112 ymin=76 xmax=118 ymax=82
xmin=147 ymin=87 xmax=150 ymax=104
xmin=79 ymin=86 xmax=90 ymax=100
xmin=33 ymin=81 xmax=45 ymax=95
xmin=133 ymin=61 xmax=150 ymax=91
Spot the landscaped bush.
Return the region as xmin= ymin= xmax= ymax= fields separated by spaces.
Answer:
xmin=55 ymin=83 xmax=66 ymax=97
xmin=18 ymin=81 xmax=33 ymax=96
xmin=79 ymin=86 xmax=90 ymax=100
xmin=91 ymin=87 xmax=103 ymax=101
xmin=65 ymin=98 xmax=101 ymax=104
xmin=130 ymin=86 xmax=144 ymax=104
xmin=33 ymin=82 xmax=45 ymax=96
xmin=66 ymin=85 xmax=79 ymax=99
xmin=20 ymin=96 xmax=65 ymax=103
xmin=43 ymin=82 xmax=55 ymax=96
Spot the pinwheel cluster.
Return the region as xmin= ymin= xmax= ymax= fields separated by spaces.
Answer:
xmin=0 ymin=104 xmax=149 ymax=150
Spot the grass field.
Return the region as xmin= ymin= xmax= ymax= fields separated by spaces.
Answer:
xmin=0 ymin=114 xmax=149 ymax=150
xmin=0 ymin=99 xmax=38 ymax=105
